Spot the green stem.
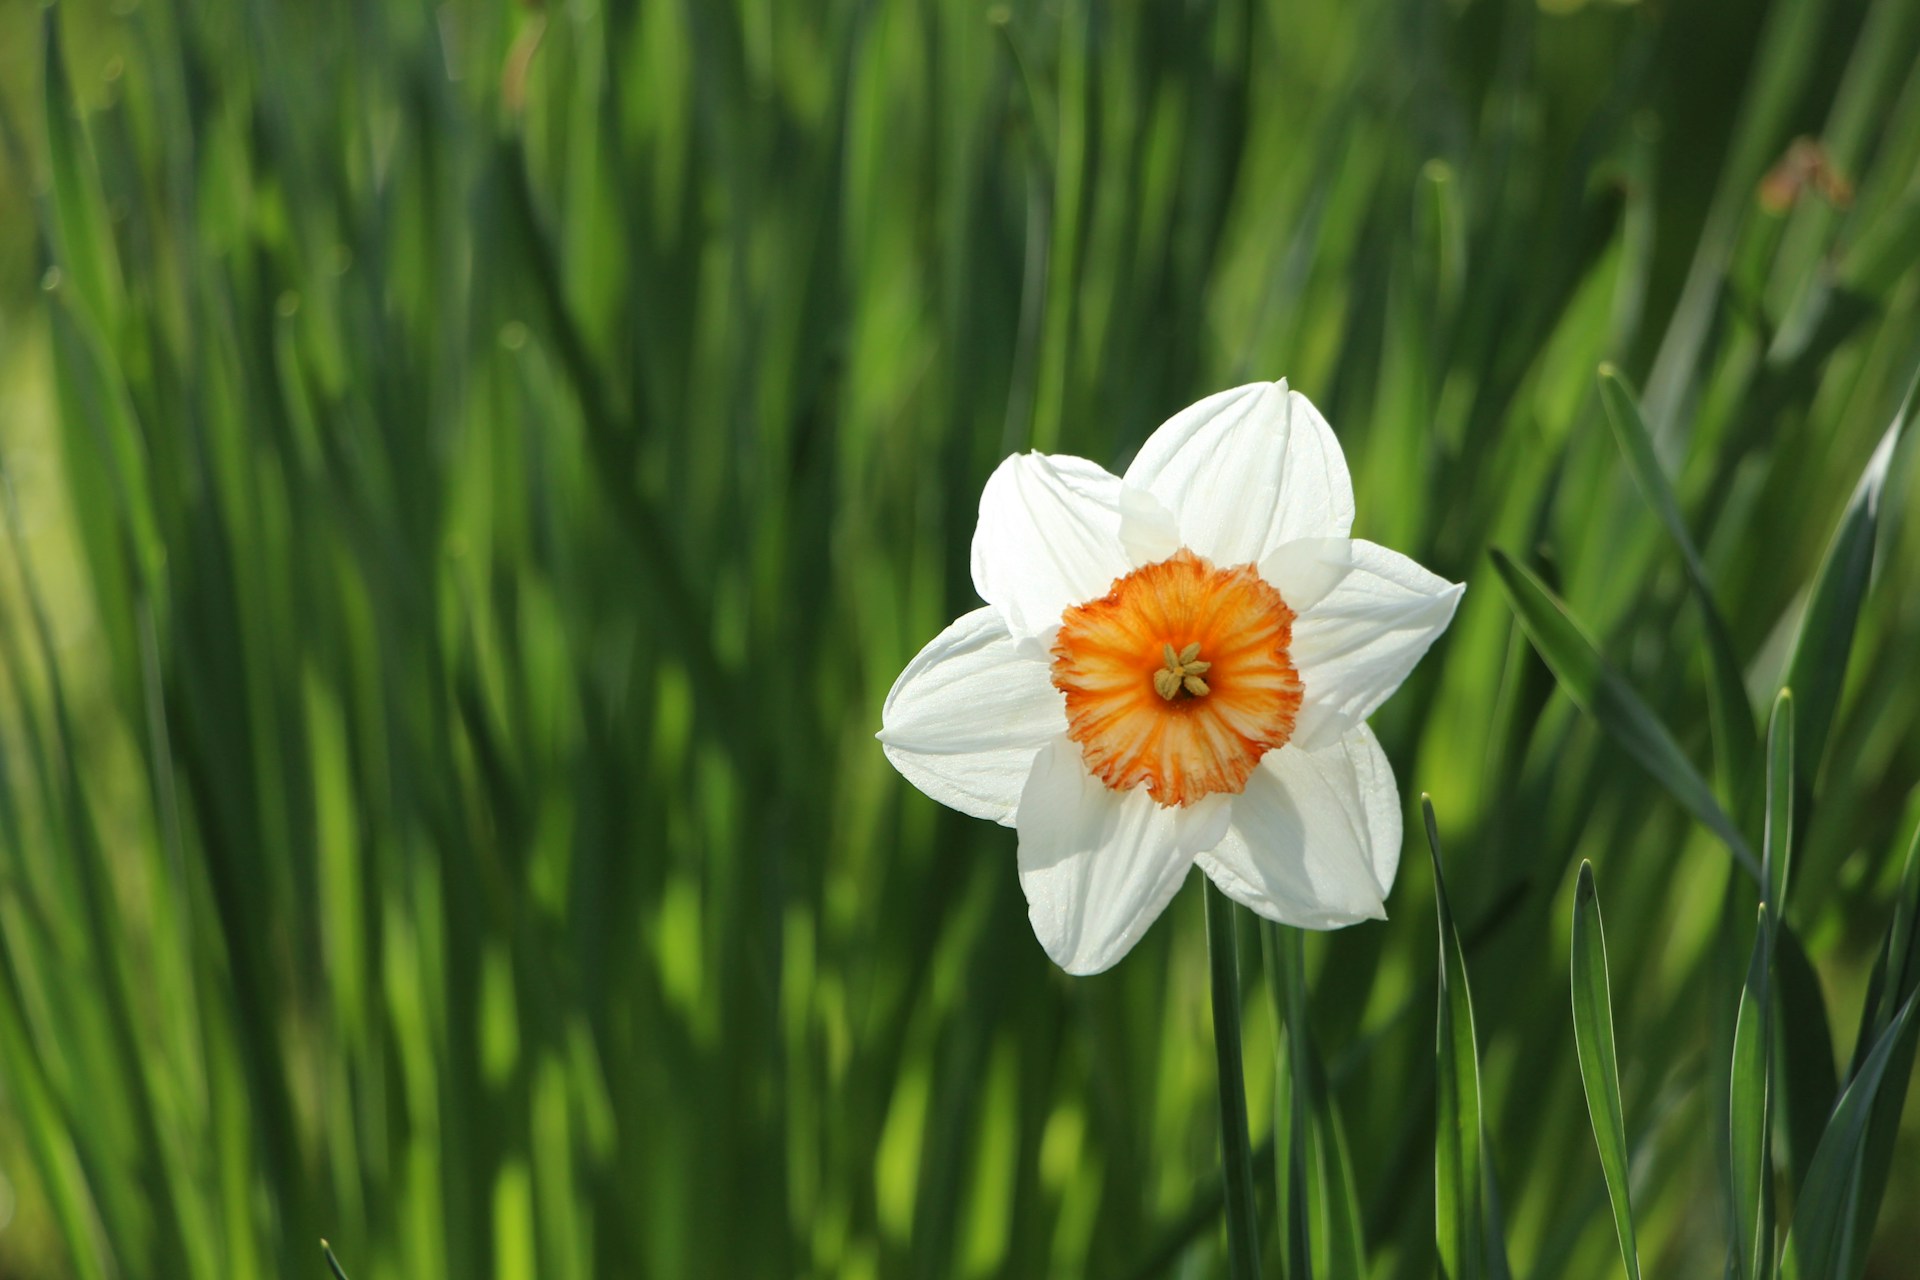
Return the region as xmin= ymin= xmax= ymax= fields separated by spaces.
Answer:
xmin=1206 ymin=880 xmax=1264 ymax=1280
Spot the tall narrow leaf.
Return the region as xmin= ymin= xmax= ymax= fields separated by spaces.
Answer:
xmin=1597 ymin=365 xmax=1756 ymax=805
xmin=1780 ymin=991 xmax=1919 ymax=1280
xmin=1782 ymin=369 xmax=1914 ymax=789
xmin=1773 ymin=925 xmax=1840 ymax=1195
xmin=1839 ymin=823 xmax=1920 ymax=1276
xmin=1491 ymin=549 xmax=1759 ymax=879
xmin=1570 ymin=862 xmax=1642 ymax=1280
xmin=1263 ymin=924 xmax=1315 ymax=1278
xmin=1427 ymin=797 xmax=1489 ymax=1280
xmin=1205 ymin=881 xmax=1263 ymax=1280
xmin=1263 ymin=922 xmax=1368 ymax=1279
xmin=40 ymin=10 xmax=125 ymax=330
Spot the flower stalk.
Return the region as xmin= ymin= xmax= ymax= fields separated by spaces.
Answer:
xmin=1205 ymin=880 xmax=1263 ymax=1280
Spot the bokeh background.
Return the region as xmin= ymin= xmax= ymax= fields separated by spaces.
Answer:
xmin=2 ymin=0 xmax=1919 ymax=1275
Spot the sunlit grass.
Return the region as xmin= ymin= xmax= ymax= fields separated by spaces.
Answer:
xmin=1 ymin=0 xmax=1919 ymax=1276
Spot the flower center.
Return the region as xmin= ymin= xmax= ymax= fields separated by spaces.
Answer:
xmin=1050 ymin=548 xmax=1303 ymax=807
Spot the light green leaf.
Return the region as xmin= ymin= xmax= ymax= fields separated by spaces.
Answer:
xmin=1764 ymin=691 xmax=1795 ymax=914
xmin=39 ymin=10 xmax=125 ymax=331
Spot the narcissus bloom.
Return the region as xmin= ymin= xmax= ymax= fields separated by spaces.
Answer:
xmin=880 ymin=382 xmax=1462 ymax=974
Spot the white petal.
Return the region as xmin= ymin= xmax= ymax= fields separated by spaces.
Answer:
xmin=879 ymin=607 xmax=1064 ymax=825
xmin=1195 ymin=726 xmax=1402 ymax=929
xmin=1276 ymin=540 xmax=1464 ymax=751
xmin=1259 ymin=536 xmax=1354 ymax=614
xmin=971 ymin=453 xmax=1132 ymax=642
xmin=1016 ymin=738 xmax=1207 ymax=974
xmin=1123 ymin=382 xmax=1355 ymax=566
xmin=1118 ymin=484 xmax=1182 ymax=565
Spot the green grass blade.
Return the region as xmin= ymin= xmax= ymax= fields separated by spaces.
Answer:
xmin=39 ymin=9 xmax=124 ymax=331
xmin=1490 ymin=549 xmax=1759 ymax=880
xmin=1780 ymin=990 xmax=1919 ymax=1280
xmin=1763 ymin=691 xmax=1795 ymax=914
xmin=1261 ymin=923 xmax=1314 ymax=1276
xmin=1782 ymin=369 xmax=1914 ymax=790
xmin=1313 ymin=1101 xmax=1366 ymax=1279
xmin=1850 ymin=823 xmax=1920 ymax=1075
xmin=1205 ymin=880 xmax=1263 ymax=1280
xmin=1263 ymin=921 xmax=1367 ymax=1279
xmin=321 ymin=1240 xmax=353 ymax=1280
xmin=1427 ymin=797 xmax=1489 ymax=1280
xmin=1570 ymin=861 xmax=1642 ymax=1280
xmin=1597 ymin=365 xmax=1756 ymax=805
xmin=1731 ymin=904 xmax=1774 ymax=1280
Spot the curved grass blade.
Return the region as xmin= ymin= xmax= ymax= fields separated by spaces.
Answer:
xmin=1314 ymin=1103 xmax=1367 ymax=1280
xmin=1490 ymin=549 xmax=1759 ymax=880
xmin=1731 ymin=904 xmax=1774 ymax=1280
xmin=1426 ymin=797 xmax=1489 ymax=1280
xmin=1848 ymin=823 xmax=1920 ymax=1077
xmin=1205 ymin=881 xmax=1264 ymax=1280
xmin=1597 ymin=365 xmax=1756 ymax=806
xmin=1780 ymin=990 xmax=1919 ymax=1280
xmin=1570 ymin=862 xmax=1642 ymax=1280
xmin=1763 ymin=691 xmax=1795 ymax=914
xmin=1782 ymin=368 xmax=1913 ymax=791
xmin=321 ymin=1240 xmax=352 ymax=1280
xmin=1840 ymin=822 xmax=1920 ymax=1276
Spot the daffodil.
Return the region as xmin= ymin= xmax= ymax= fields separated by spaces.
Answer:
xmin=880 ymin=382 xmax=1462 ymax=974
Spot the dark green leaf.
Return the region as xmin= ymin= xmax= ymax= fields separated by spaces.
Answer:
xmin=1490 ymin=549 xmax=1759 ymax=879
xmin=1774 ymin=924 xmax=1840 ymax=1197
xmin=1597 ymin=365 xmax=1756 ymax=806
xmin=1782 ymin=370 xmax=1914 ymax=790
xmin=1730 ymin=904 xmax=1774 ymax=1280
xmin=1205 ymin=881 xmax=1263 ymax=1280
xmin=1840 ymin=824 xmax=1920 ymax=1277
xmin=1428 ymin=797 xmax=1489 ymax=1280
xmin=1264 ymin=922 xmax=1367 ymax=1280
xmin=1781 ymin=991 xmax=1919 ymax=1280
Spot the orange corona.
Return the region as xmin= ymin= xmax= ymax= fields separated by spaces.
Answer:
xmin=1050 ymin=549 xmax=1303 ymax=807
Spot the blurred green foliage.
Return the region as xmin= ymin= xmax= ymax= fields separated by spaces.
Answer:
xmin=1 ymin=0 xmax=1919 ymax=1276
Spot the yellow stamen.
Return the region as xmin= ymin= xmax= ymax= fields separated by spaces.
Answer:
xmin=1154 ymin=638 xmax=1215 ymax=701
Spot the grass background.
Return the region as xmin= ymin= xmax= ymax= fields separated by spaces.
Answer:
xmin=2 ymin=0 xmax=1919 ymax=1275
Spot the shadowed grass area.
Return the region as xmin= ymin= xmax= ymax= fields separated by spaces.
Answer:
xmin=1 ymin=0 xmax=1919 ymax=1276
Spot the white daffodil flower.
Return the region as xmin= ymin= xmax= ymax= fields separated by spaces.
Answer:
xmin=879 ymin=381 xmax=1463 ymax=974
